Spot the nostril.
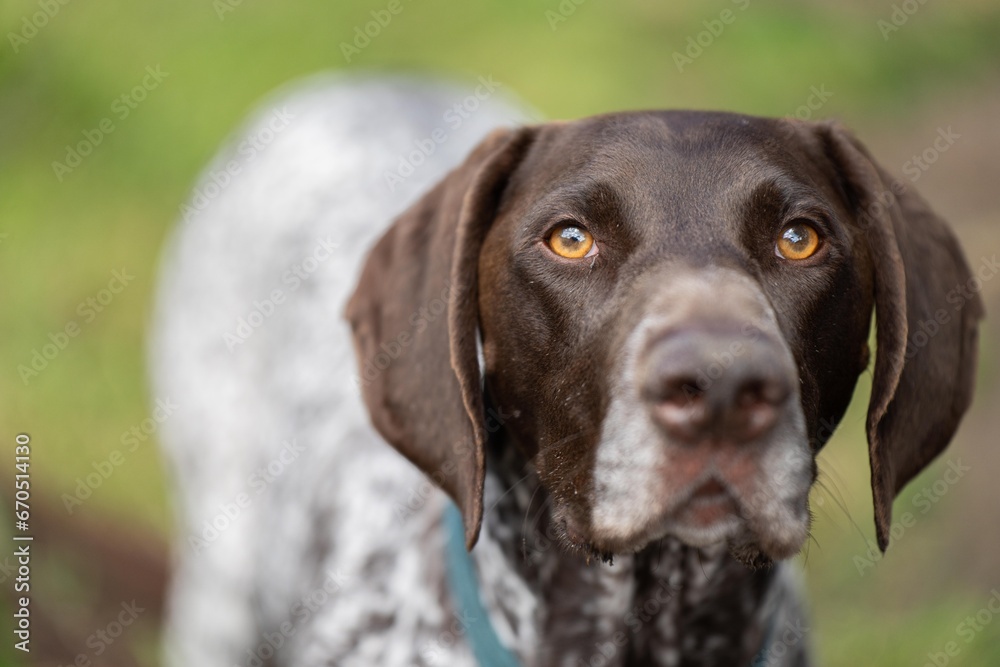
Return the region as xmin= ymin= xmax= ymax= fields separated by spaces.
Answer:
xmin=659 ymin=376 xmax=705 ymax=408
xmin=729 ymin=376 xmax=790 ymax=441
xmin=650 ymin=373 xmax=792 ymax=444
xmin=654 ymin=400 xmax=710 ymax=443
xmin=647 ymin=374 xmax=714 ymax=444
xmin=735 ymin=377 xmax=790 ymax=409
xmin=642 ymin=331 xmax=795 ymax=444
xmin=736 ymin=381 xmax=763 ymax=409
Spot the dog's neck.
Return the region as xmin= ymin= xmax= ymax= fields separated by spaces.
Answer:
xmin=473 ymin=432 xmax=807 ymax=667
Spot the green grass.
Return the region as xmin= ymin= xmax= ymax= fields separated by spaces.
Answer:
xmin=1 ymin=1 xmax=998 ymax=665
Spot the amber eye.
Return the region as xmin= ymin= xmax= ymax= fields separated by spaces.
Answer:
xmin=776 ymin=221 xmax=821 ymax=260
xmin=547 ymin=224 xmax=596 ymax=259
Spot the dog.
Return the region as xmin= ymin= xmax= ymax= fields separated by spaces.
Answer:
xmin=153 ymin=75 xmax=982 ymax=666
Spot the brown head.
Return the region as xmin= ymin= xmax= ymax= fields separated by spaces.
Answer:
xmin=346 ymin=111 xmax=982 ymax=563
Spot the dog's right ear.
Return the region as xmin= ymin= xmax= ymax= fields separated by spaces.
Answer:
xmin=345 ymin=126 xmax=536 ymax=549
xmin=819 ymin=122 xmax=984 ymax=552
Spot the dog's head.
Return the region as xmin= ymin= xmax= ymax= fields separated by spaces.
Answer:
xmin=346 ymin=112 xmax=982 ymax=563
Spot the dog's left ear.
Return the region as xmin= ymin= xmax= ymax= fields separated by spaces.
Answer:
xmin=820 ymin=122 xmax=984 ymax=551
xmin=346 ymin=126 xmax=535 ymax=549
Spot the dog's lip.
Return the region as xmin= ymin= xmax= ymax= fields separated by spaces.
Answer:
xmin=688 ymin=478 xmax=727 ymax=500
xmin=675 ymin=494 xmax=739 ymax=528
xmin=584 ymin=469 xmax=810 ymax=558
xmin=673 ymin=478 xmax=740 ymax=527
xmin=584 ymin=477 xmax=744 ymax=552
xmin=679 ymin=474 xmax=739 ymax=507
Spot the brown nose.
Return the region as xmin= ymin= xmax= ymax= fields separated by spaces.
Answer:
xmin=641 ymin=331 xmax=793 ymax=444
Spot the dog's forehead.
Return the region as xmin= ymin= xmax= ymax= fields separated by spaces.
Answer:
xmin=500 ymin=112 xmax=831 ymax=254
xmin=538 ymin=111 xmax=801 ymax=169
xmin=514 ymin=111 xmax=825 ymax=212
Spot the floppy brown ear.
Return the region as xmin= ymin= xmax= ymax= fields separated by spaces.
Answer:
xmin=821 ymin=123 xmax=984 ymax=551
xmin=345 ymin=126 xmax=535 ymax=549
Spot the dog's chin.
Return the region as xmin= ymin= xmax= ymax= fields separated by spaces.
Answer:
xmin=660 ymin=515 xmax=744 ymax=549
xmin=575 ymin=500 xmax=809 ymax=565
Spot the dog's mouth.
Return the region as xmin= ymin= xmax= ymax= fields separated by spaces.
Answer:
xmin=671 ymin=478 xmax=741 ymax=531
xmin=559 ymin=476 xmax=748 ymax=558
xmin=564 ymin=469 xmax=810 ymax=564
xmin=646 ymin=476 xmax=751 ymax=553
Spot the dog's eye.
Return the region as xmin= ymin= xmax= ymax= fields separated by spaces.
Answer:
xmin=776 ymin=221 xmax=821 ymax=261
xmin=547 ymin=224 xmax=596 ymax=259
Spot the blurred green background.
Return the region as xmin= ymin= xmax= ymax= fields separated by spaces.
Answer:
xmin=1 ymin=0 xmax=998 ymax=665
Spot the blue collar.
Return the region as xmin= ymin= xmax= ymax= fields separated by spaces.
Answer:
xmin=443 ymin=503 xmax=522 ymax=667
xmin=445 ymin=503 xmax=778 ymax=665
xmin=750 ymin=595 xmax=783 ymax=666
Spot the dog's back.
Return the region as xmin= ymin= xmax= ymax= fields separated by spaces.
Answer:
xmin=152 ymin=75 xmax=531 ymax=666
xmin=154 ymin=75 xmax=981 ymax=667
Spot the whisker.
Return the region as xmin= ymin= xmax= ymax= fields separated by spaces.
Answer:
xmin=813 ymin=473 xmax=868 ymax=547
xmin=521 ymin=483 xmax=545 ymax=560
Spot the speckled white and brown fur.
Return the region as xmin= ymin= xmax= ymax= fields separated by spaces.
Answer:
xmin=153 ymin=76 xmax=810 ymax=666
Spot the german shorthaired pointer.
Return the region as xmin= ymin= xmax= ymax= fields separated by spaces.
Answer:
xmin=153 ymin=76 xmax=982 ymax=667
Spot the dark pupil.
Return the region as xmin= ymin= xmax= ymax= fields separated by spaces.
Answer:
xmin=560 ymin=227 xmax=586 ymax=246
xmin=783 ymin=226 xmax=809 ymax=247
